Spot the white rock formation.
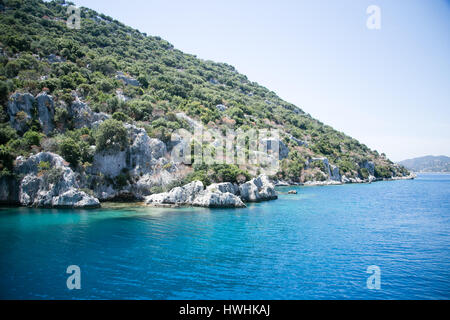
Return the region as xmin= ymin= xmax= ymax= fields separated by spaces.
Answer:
xmin=14 ymin=152 xmax=100 ymax=208
xmin=7 ymin=92 xmax=34 ymax=133
xmin=239 ymin=175 xmax=278 ymax=202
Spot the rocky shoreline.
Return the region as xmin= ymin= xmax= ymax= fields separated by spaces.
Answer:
xmin=0 ymin=90 xmax=415 ymax=209
xmin=274 ymin=173 xmax=416 ymax=187
xmin=145 ymin=175 xmax=277 ymax=209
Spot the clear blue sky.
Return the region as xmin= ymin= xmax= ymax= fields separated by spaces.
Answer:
xmin=69 ymin=0 xmax=450 ymax=161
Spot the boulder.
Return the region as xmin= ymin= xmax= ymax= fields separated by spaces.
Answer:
xmin=146 ymin=175 xmax=277 ymax=208
xmin=215 ymin=104 xmax=227 ymax=112
xmin=206 ymin=182 xmax=239 ymax=195
xmin=193 ymin=191 xmax=246 ymax=208
xmin=288 ymin=190 xmax=298 ymax=195
xmin=145 ymin=181 xmax=204 ymax=206
xmin=239 ymin=175 xmax=278 ymax=202
xmin=14 ymin=152 xmax=100 ymax=208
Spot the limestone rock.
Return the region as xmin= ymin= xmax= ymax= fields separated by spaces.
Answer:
xmin=145 ymin=181 xmax=204 ymax=206
xmin=14 ymin=152 xmax=100 ymax=208
xmin=36 ymin=92 xmax=55 ymax=135
xmin=116 ymin=71 xmax=140 ymax=86
xmin=206 ymin=182 xmax=239 ymax=195
xmin=193 ymin=191 xmax=245 ymax=208
xmin=69 ymin=96 xmax=109 ymax=129
xmin=7 ymin=93 xmax=34 ymax=133
xmin=239 ymin=175 xmax=278 ymax=202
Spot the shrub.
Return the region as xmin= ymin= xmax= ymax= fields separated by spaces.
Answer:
xmin=374 ymin=166 xmax=392 ymax=179
xmin=38 ymin=161 xmax=51 ymax=172
xmin=95 ymin=119 xmax=128 ymax=152
xmin=0 ymin=145 xmax=15 ymax=176
xmin=358 ymin=168 xmax=370 ymax=179
xmin=59 ymin=137 xmax=81 ymax=167
xmin=23 ymin=130 xmax=43 ymax=147
xmin=0 ymin=125 xmax=18 ymax=145
xmin=112 ymin=111 xmax=130 ymax=123
xmin=0 ymin=80 xmax=9 ymax=106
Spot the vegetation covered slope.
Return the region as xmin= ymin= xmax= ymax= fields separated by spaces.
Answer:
xmin=0 ymin=0 xmax=409 ymax=186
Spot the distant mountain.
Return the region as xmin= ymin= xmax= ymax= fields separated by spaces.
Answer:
xmin=399 ymin=156 xmax=450 ymax=173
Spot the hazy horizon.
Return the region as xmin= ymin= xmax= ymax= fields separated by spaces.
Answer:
xmin=66 ymin=0 xmax=450 ymax=162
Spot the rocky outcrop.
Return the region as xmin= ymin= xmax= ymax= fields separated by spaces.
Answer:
xmin=361 ymin=161 xmax=375 ymax=176
xmin=239 ymin=175 xmax=278 ymax=202
xmin=7 ymin=93 xmax=35 ymax=133
xmin=145 ymin=175 xmax=277 ymax=208
xmin=14 ymin=152 xmax=100 ymax=208
xmin=90 ymin=124 xmax=184 ymax=201
xmin=145 ymin=181 xmax=204 ymax=206
xmin=215 ymin=104 xmax=227 ymax=112
xmin=36 ymin=92 xmax=55 ymax=135
xmin=7 ymin=92 xmax=108 ymax=135
xmin=192 ymin=191 xmax=245 ymax=208
xmin=68 ymin=96 xmax=109 ymax=129
xmin=289 ymin=135 xmax=308 ymax=147
xmin=47 ymin=54 xmax=66 ymax=64
xmin=309 ymin=157 xmax=341 ymax=182
xmin=116 ymin=72 xmax=140 ymax=86
xmin=206 ymin=182 xmax=239 ymax=195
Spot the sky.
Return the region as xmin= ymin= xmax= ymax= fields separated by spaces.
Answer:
xmin=68 ymin=0 xmax=450 ymax=162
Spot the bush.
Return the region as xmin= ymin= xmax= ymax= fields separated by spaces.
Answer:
xmin=38 ymin=161 xmax=51 ymax=172
xmin=23 ymin=130 xmax=43 ymax=147
xmin=59 ymin=137 xmax=81 ymax=167
xmin=112 ymin=111 xmax=130 ymax=122
xmin=0 ymin=125 xmax=18 ymax=145
xmin=0 ymin=145 xmax=15 ymax=176
xmin=95 ymin=119 xmax=128 ymax=152
xmin=358 ymin=168 xmax=370 ymax=179
xmin=0 ymin=80 xmax=9 ymax=106
xmin=374 ymin=166 xmax=392 ymax=179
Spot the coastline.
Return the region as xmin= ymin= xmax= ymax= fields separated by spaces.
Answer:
xmin=274 ymin=173 xmax=417 ymax=187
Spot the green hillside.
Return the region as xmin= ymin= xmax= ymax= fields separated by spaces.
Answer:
xmin=0 ymin=0 xmax=410 ymax=186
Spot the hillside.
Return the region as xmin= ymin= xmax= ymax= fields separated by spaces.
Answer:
xmin=399 ymin=156 xmax=450 ymax=173
xmin=0 ymin=0 xmax=411 ymax=206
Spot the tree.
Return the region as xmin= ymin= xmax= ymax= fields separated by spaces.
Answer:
xmin=95 ymin=119 xmax=128 ymax=152
xmin=112 ymin=111 xmax=130 ymax=122
xmin=23 ymin=130 xmax=43 ymax=147
xmin=59 ymin=137 xmax=81 ymax=167
xmin=0 ymin=81 xmax=9 ymax=106
xmin=0 ymin=125 xmax=18 ymax=145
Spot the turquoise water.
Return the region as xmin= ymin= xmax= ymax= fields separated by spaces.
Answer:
xmin=0 ymin=174 xmax=449 ymax=300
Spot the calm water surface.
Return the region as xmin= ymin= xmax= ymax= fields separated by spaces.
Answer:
xmin=0 ymin=174 xmax=449 ymax=299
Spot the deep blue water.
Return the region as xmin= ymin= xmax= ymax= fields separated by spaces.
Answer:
xmin=0 ymin=174 xmax=449 ymax=300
